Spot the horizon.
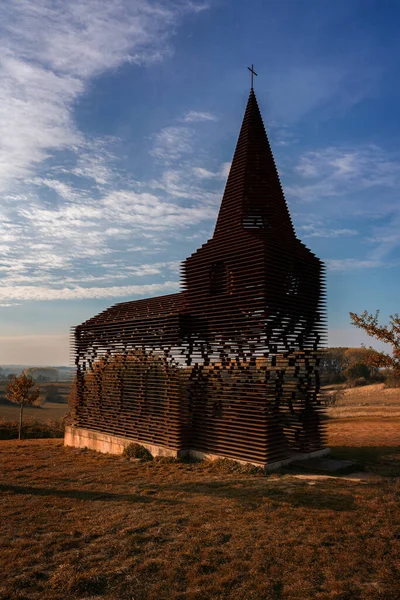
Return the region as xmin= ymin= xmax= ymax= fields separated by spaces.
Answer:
xmin=1 ymin=0 xmax=399 ymax=365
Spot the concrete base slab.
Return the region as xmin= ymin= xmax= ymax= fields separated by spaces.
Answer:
xmin=64 ymin=426 xmax=330 ymax=471
xmin=64 ymin=426 xmax=186 ymax=459
xmin=263 ymin=448 xmax=331 ymax=471
xmin=291 ymin=471 xmax=381 ymax=483
xmin=290 ymin=457 xmax=356 ymax=473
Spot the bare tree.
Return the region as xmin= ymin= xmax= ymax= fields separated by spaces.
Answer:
xmin=349 ymin=310 xmax=400 ymax=375
xmin=6 ymin=374 xmax=41 ymax=440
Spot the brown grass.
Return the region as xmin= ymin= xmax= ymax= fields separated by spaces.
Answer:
xmin=325 ymin=383 xmax=400 ymax=418
xmin=0 ymin=417 xmax=399 ymax=600
xmin=0 ymin=402 xmax=69 ymax=423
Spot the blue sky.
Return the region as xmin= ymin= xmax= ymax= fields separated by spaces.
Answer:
xmin=0 ymin=0 xmax=399 ymax=365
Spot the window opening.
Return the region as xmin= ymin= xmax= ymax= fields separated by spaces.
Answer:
xmin=209 ymin=261 xmax=226 ymax=295
xmin=242 ymin=211 xmax=264 ymax=229
xmin=285 ymin=265 xmax=301 ymax=296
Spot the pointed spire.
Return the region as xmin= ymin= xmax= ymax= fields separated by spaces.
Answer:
xmin=214 ymin=89 xmax=295 ymax=238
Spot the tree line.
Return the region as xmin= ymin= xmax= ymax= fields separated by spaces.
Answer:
xmin=321 ymin=311 xmax=400 ymax=386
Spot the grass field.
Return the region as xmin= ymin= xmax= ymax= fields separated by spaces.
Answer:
xmin=0 ymin=402 xmax=69 ymax=422
xmin=1 ymin=402 xmax=400 ymax=599
xmin=325 ymin=383 xmax=400 ymax=419
xmin=0 ymin=380 xmax=71 ymax=423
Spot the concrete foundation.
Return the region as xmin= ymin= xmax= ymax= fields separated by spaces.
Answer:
xmin=64 ymin=426 xmax=330 ymax=470
xmin=64 ymin=426 xmax=186 ymax=459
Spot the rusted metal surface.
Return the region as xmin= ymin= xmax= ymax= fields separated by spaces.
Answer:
xmin=70 ymin=89 xmax=326 ymax=465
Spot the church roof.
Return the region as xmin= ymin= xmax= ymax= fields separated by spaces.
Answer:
xmin=214 ymin=89 xmax=295 ymax=238
xmin=78 ymin=292 xmax=186 ymax=329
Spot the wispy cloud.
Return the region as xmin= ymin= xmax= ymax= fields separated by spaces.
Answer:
xmin=287 ymin=144 xmax=400 ymax=262
xmin=193 ymin=162 xmax=231 ymax=180
xmin=265 ymin=62 xmax=377 ymax=122
xmin=0 ymin=1 xmax=213 ymax=304
xmin=0 ymin=281 xmax=180 ymax=303
xmin=182 ymin=110 xmax=218 ymax=123
xmin=289 ymin=146 xmax=400 ymax=203
xmin=0 ymin=1 xmax=206 ymax=193
xmin=299 ymin=224 xmax=358 ymax=238
xmin=325 ymin=258 xmax=383 ymax=271
xmin=150 ymin=126 xmax=194 ymax=162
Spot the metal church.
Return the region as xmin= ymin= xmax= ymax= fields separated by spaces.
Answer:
xmin=65 ymin=83 xmax=327 ymax=468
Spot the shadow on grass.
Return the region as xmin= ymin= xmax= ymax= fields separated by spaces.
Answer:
xmin=0 ymin=479 xmax=356 ymax=511
xmin=159 ymin=480 xmax=355 ymax=511
xmin=0 ymin=483 xmax=182 ymax=504
xmin=330 ymin=446 xmax=400 ymax=476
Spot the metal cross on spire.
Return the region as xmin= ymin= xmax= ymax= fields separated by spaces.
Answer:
xmin=247 ymin=64 xmax=258 ymax=89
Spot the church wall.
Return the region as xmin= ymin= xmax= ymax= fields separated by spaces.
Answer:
xmin=71 ymin=314 xmax=191 ymax=451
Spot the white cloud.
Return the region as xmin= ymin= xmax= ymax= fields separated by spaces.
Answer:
xmin=288 ymin=144 xmax=400 ymax=261
xmin=182 ymin=110 xmax=217 ymax=123
xmin=299 ymin=224 xmax=358 ymax=238
xmin=0 ymin=54 xmax=82 ymax=190
xmin=102 ymin=189 xmax=216 ymax=228
xmin=325 ymin=258 xmax=382 ymax=271
xmin=0 ymin=281 xmax=180 ymax=302
xmin=72 ymin=141 xmax=117 ymax=185
xmin=0 ymin=303 xmax=22 ymax=308
xmin=0 ymin=0 xmax=207 ymax=191
xmin=150 ymin=169 xmax=220 ymax=204
xmin=193 ymin=167 xmax=218 ymax=179
xmin=193 ymin=162 xmax=231 ymax=180
xmin=0 ymin=1 xmax=217 ymax=308
xmin=292 ymin=146 xmax=400 ymax=196
xmin=150 ymin=126 xmax=194 ymax=162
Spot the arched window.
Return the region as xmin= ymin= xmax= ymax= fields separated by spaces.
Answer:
xmin=209 ymin=261 xmax=226 ymax=295
xmin=285 ymin=263 xmax=302 ymax=296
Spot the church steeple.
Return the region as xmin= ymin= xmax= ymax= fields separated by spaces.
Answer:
xmin=214 ymin=89 xmax=295 ymax=239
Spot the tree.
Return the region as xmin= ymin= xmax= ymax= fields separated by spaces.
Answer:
xmin=349 ymin=310 xmax=400 ymax=375
xmin=319 ymin=347 xmax=348 ymax=384
xmin=44 ymin=384 xmax=64 ymax=403
xmin=6 ymin=374 xmax=41 ymax=440
xmin=343 ymin=347 xmax=382 ymax=381
xmin=344 ymin=361 xmax=370 ymax=381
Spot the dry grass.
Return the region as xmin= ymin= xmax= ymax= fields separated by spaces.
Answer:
xmin=0 ymin=417 xmax=399 ymax=600
xmin=0 ymin=403 xmax=69 ymax=423
xmin=325 ymin=383 xmax=400 ymax=419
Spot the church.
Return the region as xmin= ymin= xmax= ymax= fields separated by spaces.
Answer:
xmin=65 ymin=82 xmax=327 ymax=468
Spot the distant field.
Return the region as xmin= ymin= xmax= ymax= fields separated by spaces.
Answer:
xmin=0 ymin=380 xmax=72 ymax=399
xmin=324 ymin=382 xmax=400 ymax=419
xmin=0 ymin=380 xmax=72 ymax=422
xmin=0 ymin=402 xmax=69 ymax=421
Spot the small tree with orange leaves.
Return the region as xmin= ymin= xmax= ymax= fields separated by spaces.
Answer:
xmin=6 ymin=373 xmax=41 ymax=439
xmin=349 ymin=310 xmax=400 ymax=375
